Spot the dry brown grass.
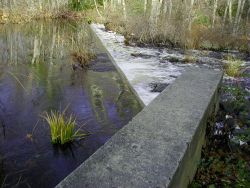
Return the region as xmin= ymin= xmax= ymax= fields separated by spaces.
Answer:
xmin=0 ymin=5 xmax=84 ymax=24
xmin=54 ymin=10 xmax=85 ymax=21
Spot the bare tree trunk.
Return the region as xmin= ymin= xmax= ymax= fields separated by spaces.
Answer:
xmin=169 ymin=0 xmax=173 ymax=18
xmin=188 ymin=0 xmax=195 ymax=30
xmin=234 ymin=0 xmax=246 ymax=33
xmin=144 ymin=0 xmax=147 ymax=13
xmin=94 ymin=0 xmax=103 ymax=18
xmin=223 ymin=4 xmax=228 ymax=26
xmin=228 ymin=0 xmax=232 ymax=22
xmin=122 ymin=0 xmax=127 ymax=20
xmin=247 ymin=6 xmax=250 ymax=24
xmin=103 ymin=0 xmax=107 ymax=10
xmin=159 ymin=0 xmax=166 ymax=20
xmin=212 ymin=0 xmax=218 ymax=28
xmin=234 ymin=0 xmax=242 ymax=29
xmin=150 ymin=0 xmax=163 ymax=24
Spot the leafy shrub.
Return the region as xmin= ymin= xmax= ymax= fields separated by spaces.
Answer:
xmin=69 ymin=0 xmax=103 ymax=11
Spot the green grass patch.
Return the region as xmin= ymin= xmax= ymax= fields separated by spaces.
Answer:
xmin=194 ymin=12 xmax=211 ymax=27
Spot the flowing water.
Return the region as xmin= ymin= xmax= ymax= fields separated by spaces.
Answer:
xmin=0 ymin=20 xmax=142 ymax=187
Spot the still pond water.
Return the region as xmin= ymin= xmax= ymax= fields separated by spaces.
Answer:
xmin=0 ymin=21 xmax=142 ymax=187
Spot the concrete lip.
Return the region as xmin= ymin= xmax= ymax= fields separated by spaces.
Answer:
xmin=56 ymin=67 xmax=223 ymax=188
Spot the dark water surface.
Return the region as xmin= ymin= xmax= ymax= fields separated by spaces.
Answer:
xmin=0 ymin=21 xmax=142 ymax=187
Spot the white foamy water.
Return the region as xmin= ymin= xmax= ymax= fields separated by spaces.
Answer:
xmin=91 ymin=24 xmax=184 ymax=105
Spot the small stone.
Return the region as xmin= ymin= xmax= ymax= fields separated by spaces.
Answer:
xmin=235 ymin=125 xmax=241 ymax=130
xmin=208 ymin=51 xmax=224 ymax=59
xmin=226 ymin=115 xmax=233 ymax=119
xmin=149 ymin=83 xmax=169 ymax=92
xmin=233 ymin=128 xmax=245 ymax=135
xmin=169 ymin=75 xmax=178 ymax=78
xmin=240 ymin=140 xmax=247 ymax=146
xmin=131 ymin=53 xmax=156 ymax=59
xmin=224 ymin=117 xmax=235 ymax=130
xmin=161 ymin=56 xmax=181 ymax=63
xmin=230 ymin=136 xmax=240 ymax=148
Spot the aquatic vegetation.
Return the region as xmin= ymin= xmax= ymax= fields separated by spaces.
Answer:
xmin=26 ymin=120 xmax=40 ymax=142
xmin=43 ymin=110 xmax=87 ymax=145
xmin=224 ymin=58 xmax=243 ymax=77
xmin=71 ymin=51 xmax=96 ymax=70
xmin=7 ymin=71 xmax=27 ymax=92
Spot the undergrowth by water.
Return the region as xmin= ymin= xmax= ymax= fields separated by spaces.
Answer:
xmin=191 ymin=84 xmax=250 ymax=188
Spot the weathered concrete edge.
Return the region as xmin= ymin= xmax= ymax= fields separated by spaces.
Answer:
xmin=90 ymin=24 xmax=145 ymax=107
xmin=56 ymin=67 xmax=223 ymax=188
xmin=168 ymin=71 xmax=222 ymax=188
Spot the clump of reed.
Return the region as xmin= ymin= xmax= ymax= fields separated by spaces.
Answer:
xmin=43 ymin=110 xmax=87 ymax=145
xmin=224 ymin=57 xmax=244 ymax=77
xmin=71 ymin=51 xmax=96 ymax=70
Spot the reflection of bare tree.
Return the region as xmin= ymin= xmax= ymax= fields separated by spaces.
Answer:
xmin=0 ymin=116 xmax=5 ymax=139
xmin=0 ymin=117 xmax=6 ymax=140
xmin=90 ymin=84 xmax=108 ymax=123
xmin=112 ymin=74 xmax=142 ymax=119
xmin=0 ymin=21 xmax=94 ymax=65
xmin=49 ymin=25 xmax=56 ymax=65
xmin=0 ymin=20 xmax=97 ymax=111
xmin=32 ymin=23 xmax=43 ymax=64
xmin=0 ymin=158 xmax=5 ymax=188
xmin=0 ymin=99 xmax=6 ymax=139
xmin=31 ymin=36 xmax=41 ymax=64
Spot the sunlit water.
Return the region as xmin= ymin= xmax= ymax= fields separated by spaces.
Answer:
xmin=0 ymin=21 xmax=142 ymax=187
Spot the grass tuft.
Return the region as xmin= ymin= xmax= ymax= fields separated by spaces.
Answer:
xmin=183 ymin=55 xmax=197 ymax=64
xmin=43 ymin=110 xmax=87 ymax=145
xmin=224 ymin=57 xmax=243 ymax=77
